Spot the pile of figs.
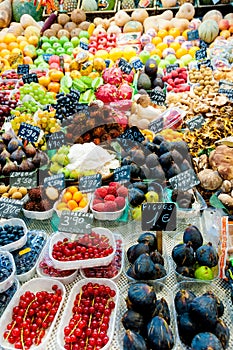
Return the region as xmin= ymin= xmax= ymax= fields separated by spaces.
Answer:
xmin=122 ymin=282 xmax=174 ymax=350
xmin=126 ymin=232 xmax=167 ymax=281
xmin=172 ymin=225 xmax=219 ymax=280
xmin=175 ymin=288 xmax=229 ymax=349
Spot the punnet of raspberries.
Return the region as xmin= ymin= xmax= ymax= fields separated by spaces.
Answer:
xmin=92 ymin=182 xmax=128 ymax=212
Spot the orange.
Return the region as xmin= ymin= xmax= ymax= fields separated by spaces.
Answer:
xmin=67 ymin=199 xmax=78 ymax=210
xmin=188 ymin=46 xmax=200 ymax=58
xmin=157 ymin=30 xmax=168 ymax=39
xmin=63 ymin=191 xmax=73 ymax=202
xmin=0 ymin=43 xmax=7 ymax=50
xmin=169 ymin=28 xmax=180 ymax=38
xmin=8 ymin=42 xmax=18 ymax=51
xmin=49 ymin=70 xmax=64 ymax=82
xmin=156 ymin=42 xmax=168 ymax=52
xmin=220 ymin=30 xmax=230 ymax=39
xmin=0 ymin=49 xmax=10 ymax=57
xmin=38 ymin=75 xmax=51 ymax=87
xmin=4 ymin=34 xmax=17 ymax=44
xmin=169 ymin=42 xmax=181 ymax=51
xmin=79 ymin=197 xmax=88 ymax=208
xmin=23 ymin=56 xmax=33 ymax=65
xmin=17 ymin=36 xmax=26 ymax=43
xmin=150 ymin=48 xmax=162 ymax=58
xmin=28 ymin=36 xmax=39 ymax=46
xmin=68 ymin=186 xmax=78 ymax=194
xmin=152 ymin=36 xmax=162 ymax=46
xmin=182 ymin=30 xmax=190 ymax=40
xmin=176 ymin=47 xmax=188 ymax=59
xmin=48 ymin=82 xmax=60 ymax=93
xmin=73 ymin=191 xmax=83 ymax=203
xmin=19 ymin=41 xmax=28 ymax=51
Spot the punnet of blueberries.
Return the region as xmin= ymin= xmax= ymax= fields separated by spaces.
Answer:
xmin=0 ymin=253 xmax=13 ymax=282
xmin=0 ymin=224 xmax=24 ymax=247
xmin=12 ymin=230 xmax=46 ymax=275
xmin=0 ymin=280 xmax=18 ymax=317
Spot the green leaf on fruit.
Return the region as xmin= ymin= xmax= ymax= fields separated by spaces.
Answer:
xmin=60 ymin=75 xmax=73 ymax=89
xmin=92 ymin=77 xmax=103 ymax=90
xmin=80 ymin=89 xmax=95 ymax=103
xmin=79 ymin=76 xmax=92 ymax=88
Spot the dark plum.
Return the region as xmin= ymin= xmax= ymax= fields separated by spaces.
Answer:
xmin=127 ymin=243 xmax=150 ymax=264
xmin=153 ymin=134 xmax=164 ymax=145
xmin=172 ymin=242 xmax=195 ymax=267
xmin=147 ymin=316 xmax=174 ymax=350
xmin=158 ymin=141 xmax=172 ymax=155
xmin=122 ymin=309 xmax=145 ymax=333
xmin=213 ymin=319 xmax=230 ymax=349
xmin=126 ymin=283 xmax=156 ymax=314
xmin=126 ymin=265 xmax=137 ymax=279
xmin=177 ymin=312 xmax=200 ymax=345
xmin=152 ymin=297 xmax=170 ymax=325
xmin=174 ymin=289 xmax=196 ymax=315
xmin=196 ymin=243 xmax=219 ymax=268
xmin=137 ymin=232 xmax=157 ymax=251
xmin=191 ymin=332 xmax=223 ymax=350
xmin=159 ymin=152 xmax=173 ymax=169
xmin=123 ymin=329 xmax=147 ymax=350
xmin=183 ymin=225 xmax=203 ymax=251
xmin=154 ymin=263 xmax=167 ymax=279
xmin=129 ymin=182 xmax=148 ymax=194
xmin=189 ymin=295 xmax=218 ymax=330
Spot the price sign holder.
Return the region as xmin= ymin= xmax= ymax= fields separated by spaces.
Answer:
xmin=22 ymin=73 xmax=38 ymax=84
xmin=18 ymin=123 xmax=41 ymax=143
xmin=169 ymin=169 xmax=200 ymax=191
xmin=141 ymin=202 xmax=177 ymax=254
xmin=10 ymin=171 xmax=37 ymax=189
xmin=17 ymin=64 xmax=29 ymax=75
xmin=199 ymin=40 xmax=209 ymax=49
xmin=150 ymin=87 xmax=166 ymax=106
xmin=118 ymin=58 xmax=133 ymax=74
xmin=58 ymin=211 xmax=94 ymax=234
xmin=114 ymin=165 xmax=130 ymax=183
xmin=195 ymin=48 xmax=207 ymax=61
xmin=0 ymin=197 xmax=22 ymax=218
xmin=79 ymin=174 xmax=102 ymax=193
xmin=166 ymin=63 xmax=180 ymax=74
xmin=149 ymin=116 xmax=164 ymax=134
xmin=187 ymin=30 xmax=199 ymax=41
xmin=46 ymin=131 xmax=65 ymax=150
xmin=44 ymin=173 xmax=65 ymax=190
xmin=186 ymin=114 xmax=205 ymax=131
xmin=79 ymin=41 xmax=89 ymax=51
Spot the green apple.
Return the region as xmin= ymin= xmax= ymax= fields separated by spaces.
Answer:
xmin=53 ymin=42 xmax=62 ymax=50
xmin=56 ymin=47 xmax=66 ymax=55
xmin=158 ymin=59 xmax=167 ymax=69
xmin=71 ymin=37 xmax=80 ymax=47
xmin=63 ymin=42 xmax=73 ymax=49
xmin=150 ymin=54 xmax=161 ymax=65
xmin=79 ymin=30 xmax=89 ymax=39
xmin=49 ymin=36 xmax=59 ymax=44
xmin=41 ymin=36 xmax=49 ymax=43
xmin=38 ymin=62 xmax=49 ymax=69
xmin=131 ymin=206 xmax=142 ymax=221
xmin=59 ymin=36 xmax=69 ymax=45
xmin=145 ymin=191 xmax=159 ymax=203
xmin=66 ymin=47 xmax=74 ymax=55
xmin=41 ymin=42 xmax=51 ymax=51
xmin=34 ymin=57 xmax=44 ymax=65
xmin=36 ymin=49 xmax=44 ymax=56
xmin=180 ymin=54 xmax=193 ymax=66
xmin=139 ymin=50 xmax=150 ymax=64
xmin=194 ymin=266 xmax=214 ymax=280
xmin=69 ymin=169 xmax=80 ymax=180
xmin=46 ymin=47 xmax=55 ymax=55
xmin=165 ymin=54 xmax=177 ymax=64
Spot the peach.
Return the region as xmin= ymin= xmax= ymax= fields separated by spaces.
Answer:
xmin=219 ymin=19 xmax=230 ymax=31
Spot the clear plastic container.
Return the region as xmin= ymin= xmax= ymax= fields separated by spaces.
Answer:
xmin=90 ymin=199 xmax=126 ymax=221
xmin=0 ymin=278 xmax=66 ymax=350
xmin=22 ymin=207 xmax=54 ymax=220
xmin=49 ymin=227 xmax=116 ymax=270
xmin=0 ymin=278 xmax=20 ymax=318
xmin=56 ymin=278 xmax=119 ymax=350
xmin=173 ymin=281 xmax=233 ymax=350
xmin=0 ymin=250 xmax=16 ymax=293
xmin=0 ymin=218 xmax=27 ymax=252
xmin=149 ymin=107 xmax=186 ymax=132
xmin=116 ymin=281 xmax=178 ymax=350
xmin=54 ymin=189 xmax=91 ymax=218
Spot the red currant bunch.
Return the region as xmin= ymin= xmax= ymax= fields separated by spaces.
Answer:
xmin=63 ymin=282 xmax=116 ymax=350
xmin=3 ymin=285 xmax=62 ymax=349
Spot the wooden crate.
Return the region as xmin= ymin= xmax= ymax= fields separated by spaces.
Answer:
xmin=77 ymin=0 xmax=118 ymax=15
xmin=117 ymin=0 xmax=156 ymax=12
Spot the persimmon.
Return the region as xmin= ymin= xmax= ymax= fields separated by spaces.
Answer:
xmin=38 ymin=76 xmax=51 ymax=88
xmin=48 ymin=82 xmax=60 ymax=93
xmin=49 ymin=70 xmax=64 ymax=82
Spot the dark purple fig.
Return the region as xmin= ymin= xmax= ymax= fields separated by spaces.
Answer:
xmin=0 ymin=149 xmax=10 ymax=166
xmin=137 ymin=232 xmax=157 ymax=251
xmin=18 ymin=158 xmax=36 ymax=172
xmin=172 ymin=242 xmax=195 ymax=267
xmin=213 ymin=319 xmax=230 ymax=349
xmin=127 ymin=243 xmax=150 ymax=264
xmin=147 ymin=316 xmax=174 ymax=350
xmin=0 ymin=141 xmax=4 ymax=153
xmin=23 ymin=143 xmax=36 ymax=158
xmin=32 ymin=150 xmax=49 ymax=168
xmin=152 ymin=297 xmax=170 ymax=325
xmin=126 ymin=283 xmax=156 ymax=314
xmin=32 ymin=151 xmax=41 ymax=167
xmin=189 ymin=295 xmax=218 ymax=330
xmin=129 ymin=182 xmax=148 ymax=194
xmin=7 ymin=138 xmax=19 ymax=153
xmin=203 ymin=291 xmax=224 ymax=318
xmin=123 ymin=329 xmax=147 ymax=350
xmin=183 ymin=225 xmax=203 ymax=251
xmin=191 ymin=332 xmax=223 ymax=350
xmin=175 ymin=266 xmax=195 ymax=278
xmin=154 ymin=263 xmax=167 ymax=279
xmin=2 ymin=158 xmax=18 ymax=175
xmin=177 ymin=312 xmax=200 ymax=345
xmin=128 ymin=188 xmax=145 ymax=207
xmin=174 ymin=289 xmax=196 ymax=315
xmin=122 ymin=309 xmax=145 ymax=333
xmin=150 ymin=250 xmax=164 ymax=265
xmin=10 ymin=148 xmax=25 ymax=164
xmin=1 ymin=132 xmax=12 ymax=144
xmin=126 ymin=265 xmax=138 ymax=279
xmin=134 ymin=254 xmax=157 ymax=280
xmin=196 ymin=243 xmax=219 ymax=268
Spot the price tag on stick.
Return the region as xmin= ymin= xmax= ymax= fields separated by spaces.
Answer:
xmin=166 ymin=63 xmax=180 ymax=74
xmin=118 ymin=58 xmax=133 ymax=74
xmin=149 ymin=116 xmax=164 ymax=134
xmin=195 ymin=48 xmax=207 ymax=61
xmin=59 ymin=211 xmax=94 ymax=234
xmin=118 ymin=126 xmax=145 ymax=152
xmin=18 ymin=123 xmax=41 ymax=143
xmin=79 ymin=174 xmax=102 ymax=193
xmin=169 ymin=169 xmax=200 ymax=191
xmin=0 ymin=197 xmax=22 ymax=218
xmin=186 ymin=114 xmax=205 ymax=131
xmin=17 ymin=64 xmax=29 ymax=75
xmin=114 ymin=165 xmax=130 ymax=183
xmin=141 ymin=202 xmax=177 ymax=232
xmin=187 ymin=30 xmax=199 ymax=41
xmin=46 ymin=131 xmax=65 ymax=150
xmin=150 ymin=87 xmax=166 ymax=106
xmin=10 ymin=171 xmax=37 ymax=189
xmin=44 ymin=173 xmax=65 ymax=190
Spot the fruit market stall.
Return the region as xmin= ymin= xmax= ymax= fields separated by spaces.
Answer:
xmin=0 ymin=0 xmax=233 ymax=349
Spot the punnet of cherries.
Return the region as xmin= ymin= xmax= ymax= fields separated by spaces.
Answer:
xmin=63 ymin=282 xmax=116 ymax=350
xmin=3 ymin=284 xmax=62 ymax=349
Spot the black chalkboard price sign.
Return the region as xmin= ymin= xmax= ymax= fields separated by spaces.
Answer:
xmin=114 ymin=165 xmax=130 ymax=183
xmin=149 ymin=116 xmax=164 ymax=134
xmin=132 ymin=58 xmax=144 ymax=70
xmin=150 ymin=87 xmax=166 ymax=106
xmin=199 ymin=40 xmax=209 ymax=49
xmin=186 ymin=114 xmax=205 ymax=131
xmin=18 ymin=123 xmax=41 ymax=143
xmin=10 ymin=171 xmax=37 ymax=189
xmin=22 ymin=73 xmax=38 ymax=84
xmin=120 ymin=126 xmax=145 ymax=143
xmin=141 ymin=202 xmax=177 ymax=231
xmin=17 ymin=64 xmax=29 ymax=75
xmin=58 ymin=211 xmax=94 ymax=234
xmin=197 ymin=59 xmax=213 ymax=70
xmin=187 ymin=30 xmax=199 ymax=41
xmin=79 ymin=173 xmax=102 ymax=193
xmin=166 ymin=63 xmax=180 ymax=74
xmin=44 ymin=173 xmax=65 ymax=190
xmin=79 ymin=41 xmax=89 ymax=51
xmin=169 ymin=169 xmax=200 ymax=191
xmin=195 ymin=48 xmax=207 ymax=61
xmin=46 ymin=131 xmax=65 ymax=150
xmin=0 ymin=197 xmax=22 ymax=218
xmin=118 ymin=58 xmax=133 ymax=74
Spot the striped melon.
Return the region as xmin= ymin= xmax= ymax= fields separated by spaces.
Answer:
xmin=12 ymin=0 xmax=43 ymax=22
xmin=198 ymin=19 xmax=219 ymax=43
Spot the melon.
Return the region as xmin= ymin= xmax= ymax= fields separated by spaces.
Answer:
xmin=12 ymin=0 xmax=43 ymax=22
xmin=198 ymin=19 xmax=219 ymax=43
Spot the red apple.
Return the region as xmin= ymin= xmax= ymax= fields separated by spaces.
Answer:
xmin=107 ymin=33 xmax=116 ymax=41
xmin=98 ymin=37 xmax=107 ymax=46
xmin=89 ymin=47 xmax=97 ymax=55
xmin=49 ymin=55 xmax=60 ymax=65
xmin=219 ymin=19 xmax=230 ymax=30
xmin=107 ymin=41 xmax=116 ymax=48
xmin=97 ymin=32 xmax=107 ymax=39
xmin=89 ymin=41 xmax=98 ymax=48
xmin=50 ymin=62 xmax=60 ymax=70
xmin=89 ymin=35 xmax=97 ymax=41
xmin=97 ymin=44 xmax=106 ymax=50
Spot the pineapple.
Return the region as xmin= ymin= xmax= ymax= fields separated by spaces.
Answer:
xmin=121 ymin=0 xmax=135 ymax=9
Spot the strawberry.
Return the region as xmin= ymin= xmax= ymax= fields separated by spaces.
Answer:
xmin=172 ymin=71 xmax=178 ymax=78
xmin=115 ymin=196 xmax=125 ymax=209
xmin=104 ymin=201 xmax=118 ymax=212
xmin=92 ymin=203 xmax=105 ymax=212
xmin=93 ymin=198 xmax=104 ymax=206
xmin=117 ymin=186 xmax=128 ymax=197
xmin=104 ymin=194 xmax=116 ymax=202
xmin=109 ymin=182 xmax=121 ymax=189
xmin=107 ymin=186 xmax=117 ymax=196
xmin=94 ymin=187 xmax=108 ymax=199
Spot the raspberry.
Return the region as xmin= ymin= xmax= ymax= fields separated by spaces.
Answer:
xmin=114 ymin=196 xmax=125 ymax=209
xmin=107 ymin=186 xmax=117 ymax=196
xmin=94 ymin=187 xmax=108 ymax=199
xmin=92 ymin=198 xmax=103 ymax=206
xmin=109 ymin=182 xmax=121 ymax=189
xmin=104 ymin=194 xmax=116 ymax=202
xmin=92 ymin=203 xmax=105 ymax=212
xmin=117 ymin=186 xmax=128 ymax=198
xmin=104 ymin=202 xmax=118 ymax=212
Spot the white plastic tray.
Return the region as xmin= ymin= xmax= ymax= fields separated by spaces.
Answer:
xmin=56 ymin=278 xmax=119 ymax=350
xmin=90 ymin=200 xmax=126 ymax=221
xmin=22 ymin=207 xmax=54 ymax=220
xmin=0 ymin=278 xmax=66 ymax=350
xmin=0 ymin=250 xmax=16 ymax=293
xmin=0 ymin=218 xmax=27 ymax=252
xmin=49 ymin=227 xmax=116 ymax=270
xmin=53 ymin=189 xmax=91 ymax=218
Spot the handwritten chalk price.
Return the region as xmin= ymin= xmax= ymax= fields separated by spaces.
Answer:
xmin=0 ymin=197 xmax=22 ymax=218
xmin=169 ymin=169 xmax=200 ymax=191
xmin=149 ymin=116 xmax=164 ymax=134
xmin=46 ymin=131 xmax=65 ymax=150
xmin=44 ymin=173 xmax=65 ymax=190
xmin=142 ymin=202 xmax=177 ymax=231
xmin=58 ymin=211 xmax=94 ymax=234
xmin=114 ymin=165 xmax=130 ymax=183
xmin=10 ymin=171 xmax=37 ymax=189
xmin=186 ymin=114 xmax=205 ymax=131
xmin=79 ymin=174 xmax=102 ymax=193
xmin=18 ymin=123 xmax=41 ymax=143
